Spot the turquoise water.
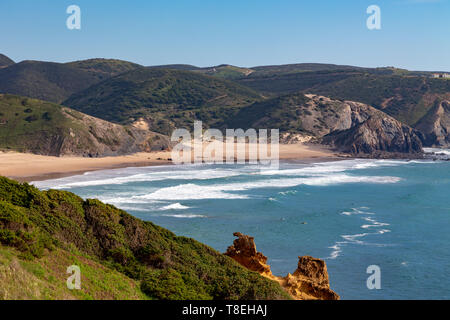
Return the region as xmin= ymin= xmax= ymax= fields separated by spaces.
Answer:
xmin=34 ymin=158 xmax=450 ymax=299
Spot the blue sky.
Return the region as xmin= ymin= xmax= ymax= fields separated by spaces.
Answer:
xmin=1 ymin=0 xmax=449 ymax=71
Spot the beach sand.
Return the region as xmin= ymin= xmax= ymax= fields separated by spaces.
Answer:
xmin=0 ymin=143 xmax=339 ymax=182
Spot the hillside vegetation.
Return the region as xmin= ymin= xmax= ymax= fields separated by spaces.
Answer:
xmin=0 ymin=177 xmax=290 ymax=300
xmin=65 ymin=58 xmax=142 ymax=78
xmin=0 ymin=59 xmax=142 ymax=103
xmin=0 ymin=94 xmax=169 ymax=156
xmin=0 ymin=61 xmax=102 ymax=103
xmin=308 ymin=74 xmax=450 ymax=126
xmin=64 ymin=68 xmax=263 ymax=134
xmin=227 ymin=93 xmax=423 ymax=156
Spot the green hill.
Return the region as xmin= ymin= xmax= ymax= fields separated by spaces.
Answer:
xmin=225 ymin=93 xmax=423 ymax=156
xmin=0 ymin=176 xmax=290 ymax=300
xmin=197 ymin=65 xmax=254 ymax=80
xmin=0 ymin=54 xmax=14 ymax=68
xmin=0 ymin=59 xmax=142 ymax=103
xmin=230 ymin=67 xmax=450 ymax=129
xmin=64 ymin=68 xmax=263 ymax=135
xmin=65 ymin=58 xmax=142 ymax=78
xmin=308 ymin=74 xmax=450 ymax=126
xmin=0 ymin=61 xmax=102 ymax=103
xmin=0 ymin=94 xmax=169 ymax=156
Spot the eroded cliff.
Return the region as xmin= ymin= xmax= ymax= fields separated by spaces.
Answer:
xmin=225 ymin=232 xmax=340 ymax=300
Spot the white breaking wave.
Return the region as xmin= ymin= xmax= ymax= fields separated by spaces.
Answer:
xmin=33 ymin=167 xmax=241 ymax=189
xmin=159 ymin=203 xmax=190 ymax=210
xmin=259 ymin=159 xmax=408 ymax=177
xmin=361 ymin=216 xmax=390 ymax=229
xmin=327 ymin=207 xmax=391 ymax=260
xmin=124 ymin=174 xmax=401 ymax=201
xmin=161 ymin=213 xmax=206 ymax=219
xmin=424 ymin=148 xmax=450 ymax=157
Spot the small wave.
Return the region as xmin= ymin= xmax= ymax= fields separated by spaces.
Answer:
xmin=278 ymin=190 xmax=297 ymax=196
xmin=259 ymin=159 xmax=408 ymax=177
xmin=424 ymin=148 xmax=450 ymax=156
xmin=340 ymin=208 xmax=375 ymax=216
xmin=161 ymin=213 xmax=206 ymax=219
xmin=159 ymin=203 xmax=190 ymax=210
xmin=327 ymin=207 xmax=391 ymax=260
xmin=361 ymin=217 xmax=390 ymax=229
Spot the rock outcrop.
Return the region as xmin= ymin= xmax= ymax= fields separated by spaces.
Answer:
xmin=323 ymin=112 xmax=424 ymax=158
xmin=0 ymin=94 xmax=172 ymax=157
xmin=225 ymin=232 xmax=340 ymax=300
xmin=415 ymin=100 xmax=450 ymax=148
xmin=309 ymin=95 xmax=425 ymax=158
xmin=224 ymin=232 xmax=273 ymax=278
xmin=229 ymin=93 xmax=424 ymax=157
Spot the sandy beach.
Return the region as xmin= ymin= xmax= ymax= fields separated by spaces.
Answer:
xmin=0 ymin=143 xmax=339 ymax=182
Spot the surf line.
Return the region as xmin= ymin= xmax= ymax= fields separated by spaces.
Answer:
xmin=327 ymin=207 xmax=391 ymax=260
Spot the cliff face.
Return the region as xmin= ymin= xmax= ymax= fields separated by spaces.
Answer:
xmin=323 ymin=112 xmax=424 ymax=158
xmin=0 ymin=94 xmax=171 ymax=157
xmin=308 ymin=95 xmax=425 ymax=157
xmin=415 ymin=100 xmax=450 ymax=147
xmin=55 ymin=107 xmax=171 ymax=157
xmin=230 ymin=93 xmax=423 ymax=157
xmin=225 ymin=232 xmax=339 ymax=300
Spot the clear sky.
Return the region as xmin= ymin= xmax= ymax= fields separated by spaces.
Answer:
xmin=1 ymin=0 xmax=449 ymax=71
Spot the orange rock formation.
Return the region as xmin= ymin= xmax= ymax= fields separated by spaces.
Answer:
xmin=224 ymin=232 xmax=340 ymax=300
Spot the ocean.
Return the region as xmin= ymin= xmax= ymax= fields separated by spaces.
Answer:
xmin=33 ymin=156 xmax=450 ymax=300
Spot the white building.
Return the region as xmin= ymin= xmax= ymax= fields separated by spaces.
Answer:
xmin=432 ymin=73 xmax=450 ymax=79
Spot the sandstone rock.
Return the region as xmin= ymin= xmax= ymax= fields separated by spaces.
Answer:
xmin=224 ymin=232 xmax=272 ymax=277
xmin=224 ymin=232 xmax=339 ymax=300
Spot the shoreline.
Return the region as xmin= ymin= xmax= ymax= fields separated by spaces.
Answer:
xmin=0 ymin=143 xmax=342 ymax=183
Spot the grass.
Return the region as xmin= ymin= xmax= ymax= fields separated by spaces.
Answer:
xmin=0 ymin=176 xmax=290 ymax=300
xmin=64 ymin=67 xmax=263 ymax=135
xmin=0 ymin=245 xmax=147 ymax=300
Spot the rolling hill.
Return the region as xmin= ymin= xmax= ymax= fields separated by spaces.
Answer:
xmin=65 ymin=58 xmax=142 ymax=78
xmin=64 ymin=68 xmax=263 ymax=135
xmin=0 ymin=59 xmax=142 ymax=103
xmin=0 ymin=54 xmax=14 ymax=68
xmin=0 ymin=94 xmax=170 ymax=157
xmin=0 ymin=61 xmax=102 ymax=103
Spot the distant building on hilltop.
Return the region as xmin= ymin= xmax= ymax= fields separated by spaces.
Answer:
xmin=432 ymin=73 xmax=450 ymax=79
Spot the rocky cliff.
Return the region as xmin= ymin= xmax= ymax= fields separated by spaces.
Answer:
xmin=225 ymin=232 xmax=340 ymax=300
xmin=297 ymin=95 xmax=424 ymax=158
xmin=323 ymin=110 xmax=424 ymax=158
xmin=229 ymin=93 xmax=424 ymax=157
xmin=415 ymin=100 xmax=450 ymax=148
xmin=0 ymin=94 xmax=171 ymax=157
xmin=54 ymin=107 xmax=171 ymax=157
